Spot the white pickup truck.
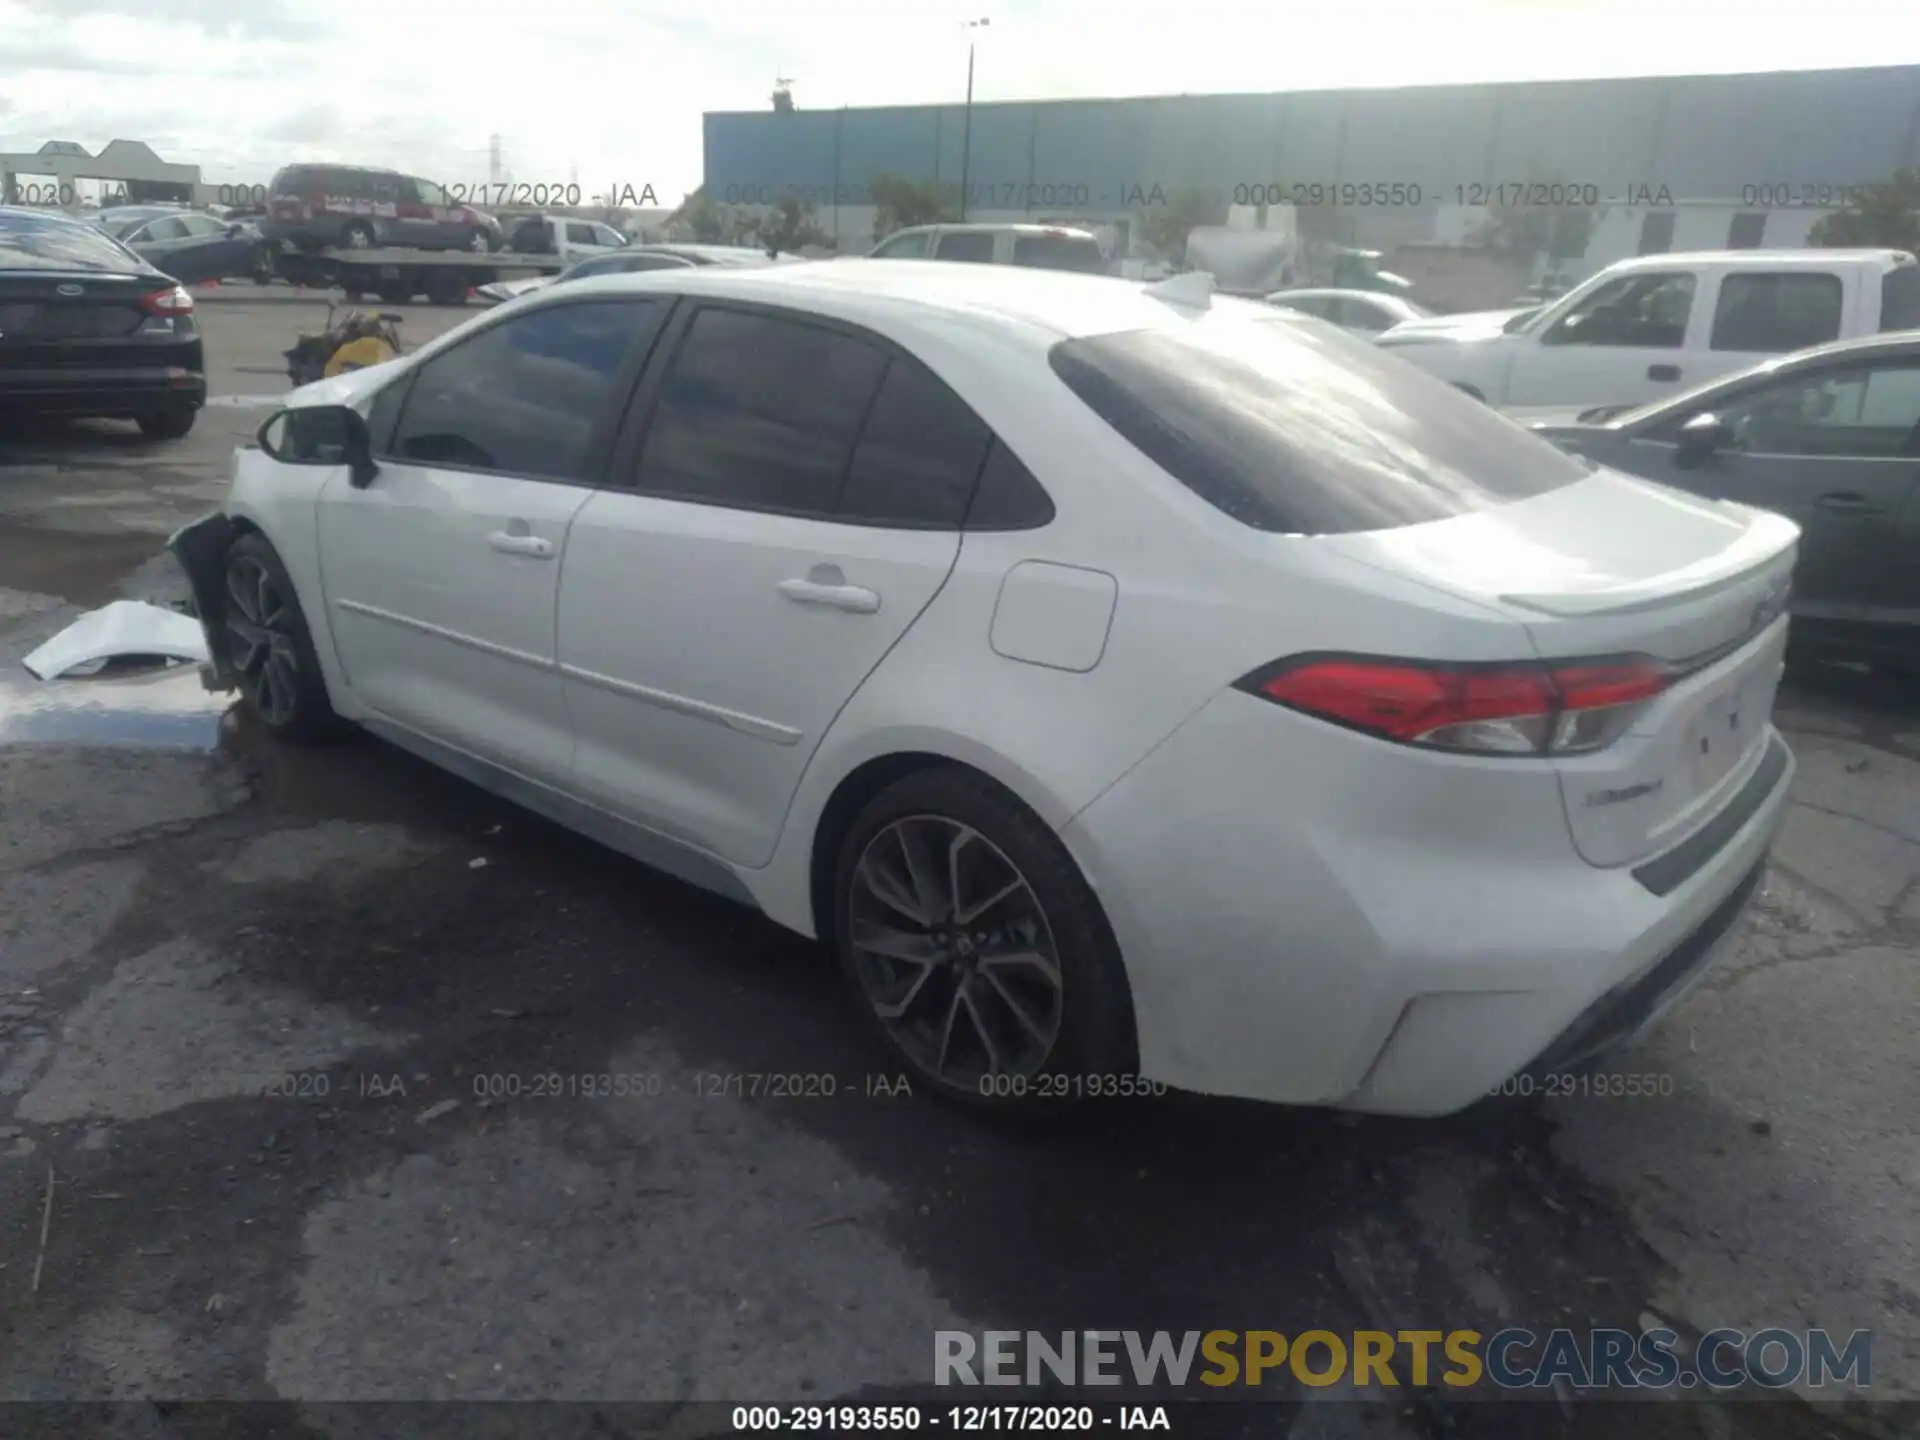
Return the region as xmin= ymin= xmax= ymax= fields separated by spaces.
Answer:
xmin=1377 ymin=248 xmax=1920 ymax=412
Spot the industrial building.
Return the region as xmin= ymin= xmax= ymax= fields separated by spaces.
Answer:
xmin=703 ymin=64 xmax=1920 ymax=283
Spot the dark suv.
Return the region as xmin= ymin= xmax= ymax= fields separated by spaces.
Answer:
xmin=262 ymin=165 xmax=500 ymax=254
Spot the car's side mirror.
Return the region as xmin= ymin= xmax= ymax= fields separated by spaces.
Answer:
xmin=257 ymin=405 xmax=379 ymax=488
xmin=1674 ymin=411 xmax=1729 ymax=469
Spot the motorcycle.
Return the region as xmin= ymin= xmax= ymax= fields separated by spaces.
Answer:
xmin=284 ymin=300 xmax=404 ymax=387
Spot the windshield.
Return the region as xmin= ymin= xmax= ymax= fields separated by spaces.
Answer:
xmin=0 ymin=211 xmax=145 ymax=272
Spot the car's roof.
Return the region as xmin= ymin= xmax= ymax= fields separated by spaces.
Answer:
xmin=1606 ymin=247 xmax=1915 ymax=274
xmin=531 ymin=257 xmax=1240 ymax=342
xmin=885 ymin=223 xmax=1100 ymax=239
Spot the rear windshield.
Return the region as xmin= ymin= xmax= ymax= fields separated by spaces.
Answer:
xmin=1012 ymin=234 xmax=1108 ymax=275
xmin=0 ymin=212 xmax=144 ymax=273
xmin=1881 ymin=264 xmax=1920 ymax=332
xmin=1048 ymin=319 xmax=1590 ymax=535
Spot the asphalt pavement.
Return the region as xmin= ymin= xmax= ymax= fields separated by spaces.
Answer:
xmin=0 ymin=296 xmax=1912 ymax=1438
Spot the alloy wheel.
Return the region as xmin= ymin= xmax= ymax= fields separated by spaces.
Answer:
xmin=847 ymin=815 xmax=1065 ymax=1089
xmin=468 ymin=230 xmax=490 ymax=253
xmin=224 ymin=555 xmax=300 ymax=726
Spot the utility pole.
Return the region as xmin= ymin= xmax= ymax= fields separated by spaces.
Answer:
xmin=958 ymin=17 xmax=989 ymax=221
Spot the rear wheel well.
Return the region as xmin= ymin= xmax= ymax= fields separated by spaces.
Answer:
xmin=809 ymin=752 xmax=960 ymax=947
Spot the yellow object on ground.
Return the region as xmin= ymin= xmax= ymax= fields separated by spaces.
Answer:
xmin=323 ymin=337 xmax=397 ymax=378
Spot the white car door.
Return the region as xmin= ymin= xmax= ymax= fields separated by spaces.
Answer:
xmin=558 ymin=301 xmax=982 ymax=867
xmin=316 ymin=296 xmax=668 ymax=785
xmin=1502 ymin=268 xmax=1703 ymax=408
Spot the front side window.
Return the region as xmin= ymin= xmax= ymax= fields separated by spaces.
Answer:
xmin=594 ymin=225 xmax=626 ymax=247
xmin=628 ymin=307 xmax=886 ymax=514
xmin=143 ymin=217 xmax=190 ymax=242
xmin=389 ymin=300 xmax=657 ymax=480
xmin=413 ymin=178 xmax=450 ymax=207
xmin=181 ymin=214 xmax=225 ymax=237
xmin=1335 ymin=299 xmax=1394 ymax=332
xmin=1541 ymin=272 xmax=1696 ymax=349
xmin=566 ymin=223 xmax=597 ymax=245
xmin=873 ymin=231 xmax=932 ymax=259
xmin=1881 ymin=266 xmax=1920 ymax=331
xmin=935 ymin=231 xmax=995 ymax=263
xmin=1050 ymin=318 xmax=1589 ymax=535
xmin=1716 ymin=362 xmax=1920 ymax=458
xmin=1710 ymin=272 xmax=1844 ymax=353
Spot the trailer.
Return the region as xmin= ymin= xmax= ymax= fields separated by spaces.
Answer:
xmin=272 ymin=246 xmax=568 ymax=306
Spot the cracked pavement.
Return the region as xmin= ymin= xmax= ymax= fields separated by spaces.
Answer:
xmin=0 ymin=298 xmax=1911 ymax=1439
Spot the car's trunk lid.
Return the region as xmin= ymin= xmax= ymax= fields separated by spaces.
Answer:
xmin=0 ymin=271 xmax=165 ymax=363
xmin=1322 ymin=469 xmax=1797 ymax=867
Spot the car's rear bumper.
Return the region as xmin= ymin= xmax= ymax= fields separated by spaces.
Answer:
xmin=1060 ymin=690 xmax=1794 ymax=1115
xmin=0 ymin=366 xmax=206 ymax=415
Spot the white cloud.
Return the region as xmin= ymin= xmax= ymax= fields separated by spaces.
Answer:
xmin=1 ymin=0 xmax=1916 ymax=202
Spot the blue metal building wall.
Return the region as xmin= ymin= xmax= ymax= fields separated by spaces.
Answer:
xmin=704 ymin=66 xmax=1920 ymax=211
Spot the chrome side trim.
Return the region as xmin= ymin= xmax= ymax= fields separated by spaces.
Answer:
xmin=334 ymin=598 xmax=555 ymax=672
xmin=559 ymin=663 xmax=802 ymax=746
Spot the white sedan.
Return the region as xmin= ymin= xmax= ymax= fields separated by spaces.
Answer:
xmin=170 ymin=261 xmax=1797 ymax=1118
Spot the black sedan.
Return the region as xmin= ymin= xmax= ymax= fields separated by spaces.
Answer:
xmin=97 ymin=207 xmax=270 ymax=286
xmin=1528 ymin=330 xmax=1920 ymax=660
xmin=0 ymin=207 xmax=206 ymax=439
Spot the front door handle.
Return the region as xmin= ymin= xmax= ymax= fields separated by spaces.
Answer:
xmin=1648 ymin=364 xmax=1682 ymax=382
xmin=1815 ymin=491 xmax=1874 ymax=512
xmin=778 ymin=578 xmax=881 ymax=614
xmin=486 ymin=531 xmax=554 ymax=558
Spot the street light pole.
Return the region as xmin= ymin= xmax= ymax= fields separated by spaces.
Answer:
xmin=958 ymin=17 xmax=989 ymax=222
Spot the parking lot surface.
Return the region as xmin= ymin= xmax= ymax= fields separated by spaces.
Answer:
xmin=0 ymin=296 xmax=1912 ymax=1438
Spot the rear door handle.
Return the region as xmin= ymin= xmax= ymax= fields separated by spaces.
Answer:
xmin=1815 ymin=491 xmax=1874 ymax=512
xmin=777 ymin=578 xmax=881 ymax=614
xmin=1648 ymin=364 xmax=1682 ymax=382
xmin=486 ymin=531 xmax=554 ymax=558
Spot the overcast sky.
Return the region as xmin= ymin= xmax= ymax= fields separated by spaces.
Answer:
xmin=1 ymin=0 xmax=1914 ymax=205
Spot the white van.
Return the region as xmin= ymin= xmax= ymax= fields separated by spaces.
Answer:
xmin=1377 ymin=249 xmax=1920 ymax=411
xmin=868 ymin=223 xmax=1109 ymax=274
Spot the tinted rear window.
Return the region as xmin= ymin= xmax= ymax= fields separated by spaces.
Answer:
xmin=1012 ymin=235 xmax=1108 ymax=274
xmin=0 ymin=212 xmax=145 ymax=272
xmin=1048 ymin=320 xmax=1589 ymax=535
xmin=1881 ymin=265 xmax=1920 ymax=332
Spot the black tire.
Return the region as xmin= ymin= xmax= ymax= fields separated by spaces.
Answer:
xmin=376 ymin=281 xmax=413 ymax=305
xmin=137 ymin=409 xmax=196 ymax=440
xmin=341 ymin=220 xmax=377 ymax=250
xmin=831 ymin=767 xmax=1139 ymax=1120
xmin=249 ymin=246 xmax=277 ymax=285
xmin=342 ymin=286 xmax=366 ymax=304
xmin=424 ymin=267 xmax=468 ymax=306
xmin=221 ymin=531 xmax=337 ymax=743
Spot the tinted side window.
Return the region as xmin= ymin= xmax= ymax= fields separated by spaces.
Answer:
xmin=873 ymin=231 xmax=932 ymax=259
xmin=390 ymin=300 xmax=656 ymax=481
xmin=1719 ymin=363 xmax=1920 ymax=458
xmin=964 ymin=440 xmax=1055 ymax=530
xmin=566 ymin=222 xmax=596 ymax=244
xmin=1883 ymin=267 xmax=1920 ymax=331
xmin=1542 ymin=273 xmax=1695 ymax=349
xmin=629 ymin=307 xmax=886 ymax=514
xmin=1049 ymin=322 xmax=1589 ymax=535
xmin=1011 ymin=235 xmax=1106 ymax=273
xmin=935 ymin=232 xmax=995 ymax=263
xmin=144 ymin=217 xmax=189 ymax=241
xmin=1710 ymin=273 xmax=1844 ymax=353
xmin=838 ymin=356 xmax=992 ymax=527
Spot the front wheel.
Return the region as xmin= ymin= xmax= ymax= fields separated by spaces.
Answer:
xmin=340 ymin=221 xmax=377 ymax=250
xmin=221 ymin=532 xmax=337 ymax=742
xmin=466 ymin=228 xmax=493 ymax=253
xmin=832 ymin=768 xmax=1138 ymax=1119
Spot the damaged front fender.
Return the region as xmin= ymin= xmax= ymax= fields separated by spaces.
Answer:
xmin=167 ymin=511 xmax=238 ymax=690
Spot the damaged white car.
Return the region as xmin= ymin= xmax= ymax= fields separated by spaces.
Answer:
xmin=172 ymin=261 xmax=1796 ymax=1121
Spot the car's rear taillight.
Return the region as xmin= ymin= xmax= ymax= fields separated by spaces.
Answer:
xmin=1236 ymin=654 xmax=1670 ymax=756
xmin=139 ymin=285 xmax=195 ymax=316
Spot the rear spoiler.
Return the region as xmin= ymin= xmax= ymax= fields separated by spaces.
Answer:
xmin=1499 ymin=502 xmax=1799 ymax=618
